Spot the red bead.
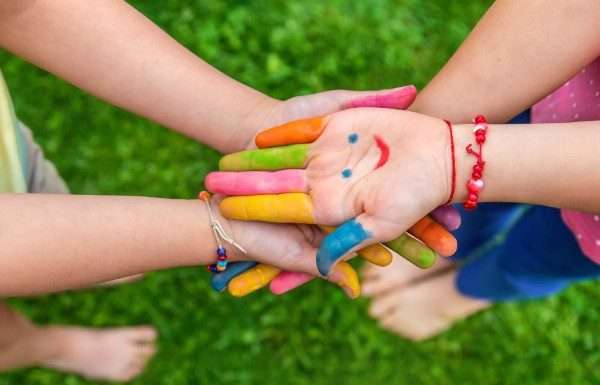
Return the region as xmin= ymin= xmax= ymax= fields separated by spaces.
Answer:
xmin=473 ymin=172 xmax=481 ymax=179
xmin=468 ymin=193 xmax=478 ymax=201
xmin=473 ymin=164 xmax=483 ymax=173
xmin=474 ymin=115 xmax=487 ymax=124
xmin=467 ymin=178 xmax=484 ymax=192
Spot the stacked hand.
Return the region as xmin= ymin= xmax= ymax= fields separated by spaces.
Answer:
xmin=204 ymin=87 xmax=461 ymax=298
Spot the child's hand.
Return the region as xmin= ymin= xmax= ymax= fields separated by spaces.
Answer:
xmin=207 ymin=108 xmax=456 ymax=278
xmin=207 ymin=197 xmax=366 ymax=298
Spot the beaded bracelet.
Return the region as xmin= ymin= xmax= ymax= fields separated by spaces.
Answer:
xmin=198 ymin=191 xmax=247 ymax=272
xmin=463 ymin=115 xmax=488 ymax=210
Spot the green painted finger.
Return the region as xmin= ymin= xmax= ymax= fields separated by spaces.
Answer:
xmin=219 ymin=144 xmax=309 ymax=171
xmin=384 ymin=234 xmax=437 ymax=268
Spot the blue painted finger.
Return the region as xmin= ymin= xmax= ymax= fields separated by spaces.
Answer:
xmin=316 ymin=218 xmax=372 ymax=276
xmin=210 ymin=261 xmax=258 ymax=292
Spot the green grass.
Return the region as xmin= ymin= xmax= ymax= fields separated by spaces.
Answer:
xmin=1 ymin=1 xmax=599 ymax=384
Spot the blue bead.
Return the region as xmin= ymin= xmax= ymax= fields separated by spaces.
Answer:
xmin=217 ymin=247 xmax=226 ymax=257
xmin=341 ymin=168 xmax=352 ymax=178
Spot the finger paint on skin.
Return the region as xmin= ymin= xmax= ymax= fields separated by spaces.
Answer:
xmin=210 ymin=261 xmax=257 ymax=292
xmin=374 ymin=135 xmax=390 ymax=169
xmin=219 ymin=144 xmax=309 ymax=171
xmin=318 ymin=225 xmax=391 ymax=266
xmin=270 ymin=271 xmax=314 ymax=295
xmin=348 ymin=133 xmax=359 ymax=144
xmin=431 ymin=205 xmax=462 ymax=231
xmin=384 ymin=234 xmax=436 ymax=268
xmin=408 ymin=216 xmax=457 ymax=257
xmin=228 ymin=264 xmax=281 ymax=297
xmin=328 ymin=261 xmax=361 ymax=299
xmin=316 ymin=219 xmax=372 ymax=276
xmin=206 ymin=170 xmax=307 ymax=196
xmin=341 ymin=168 xmax=352 ymax=178
xmin=255 ymin=117 xmax=325 ymax=148
xmin=357 ymin=243 xmax=393 ymax=266
xmin=343 ymin=85 xmax=417 ymax=109
xmin=220 ymin=193 xmax=315 ymax=223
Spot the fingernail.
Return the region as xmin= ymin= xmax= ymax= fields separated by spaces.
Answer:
xmin=328 ymin=262 xmax=360 ymax=299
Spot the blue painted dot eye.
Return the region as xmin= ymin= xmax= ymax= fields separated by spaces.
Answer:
xmin=341 ymin=168 xmax=352 ymax=178
xmin=348 ymin=133 xmax=359 ymax=144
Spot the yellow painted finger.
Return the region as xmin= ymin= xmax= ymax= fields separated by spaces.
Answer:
xmin=228 ymin=264 xmax=281 ymax=297
xmin=357 ymin=244 xmax=393 ymax=266
xmin=219 ymin=193 xmax=315 ymax=224
xmin=329 ymin=261 xmax=361 ymax=299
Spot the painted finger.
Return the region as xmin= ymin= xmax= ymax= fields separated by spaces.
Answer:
xmin=219 ymin=193 xmax=315 ymax=224
xmin=431 ymin=205 xmax=462 ymax=231
xmin=384 ymin=234 xmax=436 ymax=269
xmin=408 ymin=216 xmax=458 ymax=257
xmin=316 ymin=217 xmax=374 ymax=276
xmin=210 ymin=261 xmax=257 ymax=292
xmin=255 ymin=117 xmax=326 ymax=148
xmin=319 ymin=225 xmax=392 ymax=266
xmin=219 ymin=144 xmax=309 ymax=171
xmin=270 ymin=271 xmax=314 ymax=295
xmin=206 ymin=170 xmax=308 ymax=196
xmin=270 ymin=261 xmax=360 ymax=299
xmin=227 ymin=264 xmax=281 ymax=297
xmin=343 ymin=85 xmax=417 ymax=109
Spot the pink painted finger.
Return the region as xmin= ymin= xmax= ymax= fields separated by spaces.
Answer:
xmin=343 ymin=85 xmax=417 ymax=109
xmin=205 ymin=170 xmax=308 ymax=196
xmin=431 ymin=205 xmax=462 ymax=231
xmin=269 ymin=271 xmax=315 ymax=295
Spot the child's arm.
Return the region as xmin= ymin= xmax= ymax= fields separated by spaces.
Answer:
xmin=206 ymin=110 xmax=600 ymax=275
xmin=0 ymin=0 xmax=269 ymax=153
xmin=411 ymin=0 xmax=600 ymax=123
xmin=0 ymin=1 xmax=416 ymax=153
xmin=0 ymin=193 xmax=327 ymax=297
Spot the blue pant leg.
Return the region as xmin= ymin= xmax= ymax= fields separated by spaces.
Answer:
xmin=456 ymin=206 xmax=600 ymax=301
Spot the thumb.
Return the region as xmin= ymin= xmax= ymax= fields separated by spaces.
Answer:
xmin=284 ymin=85 xmax=417 ymax=119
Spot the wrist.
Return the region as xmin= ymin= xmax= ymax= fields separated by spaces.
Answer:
xmin=450 ymin=122 xmax=515 ymax=206
xmin=231 ymin=96 xmax=282 ymax=152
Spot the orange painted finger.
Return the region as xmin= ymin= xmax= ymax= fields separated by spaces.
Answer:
xmin=255 ymin=117 xmax=326 ymax=148
xmin=408 ymin=216 xmax=457 ymax=257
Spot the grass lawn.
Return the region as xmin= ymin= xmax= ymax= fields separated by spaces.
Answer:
xmin=1 ymin=1 xmax=599 ymax=384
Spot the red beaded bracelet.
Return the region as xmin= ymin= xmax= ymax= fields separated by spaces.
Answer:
xmin=463 ymin=115 xmax=488 ymax=210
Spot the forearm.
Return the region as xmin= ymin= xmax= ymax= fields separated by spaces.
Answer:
xmin=452 ymin=121 xmax=600 ymax=212
xmin=0 ymin=194 xmax=227 ymax=296
xmin=0 ymin=0 xmax=273 ymax=152
xmin=411 ymin=0 xmax=600 ymax=123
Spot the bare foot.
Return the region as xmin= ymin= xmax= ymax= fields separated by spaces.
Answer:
xmin=368 ymin=270 xmax=489 ymax=341
xmin=361 ymin=255 xmax=454 ymax=297
xmin=42 ymin=326 xmax=157 ymax=382
xmin=98 ymin=274 xmax=145 ymax=287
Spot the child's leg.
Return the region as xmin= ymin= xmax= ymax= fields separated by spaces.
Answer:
xmin=0 ymin=302 xmax=157 ymax=381
xmin=0 ymin=123 xmax=156 ymax=380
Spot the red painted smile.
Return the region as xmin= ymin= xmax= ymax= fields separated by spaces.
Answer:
xmin=374 ymin=135 xmax=390 ymax=169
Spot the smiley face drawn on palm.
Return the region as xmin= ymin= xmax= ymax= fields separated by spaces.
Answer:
xmin=207 ymin=110 xmax=458 ymax=282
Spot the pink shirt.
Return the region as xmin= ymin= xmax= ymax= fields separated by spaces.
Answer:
xmin=531 ymin=58 xmax=600 ymax=264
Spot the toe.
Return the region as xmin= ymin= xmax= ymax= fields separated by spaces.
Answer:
xmin=360 ymin=263 xmax=383 ymax=279
xmin=130 ymin=326 xmax=158 ymax=343
xmin=368 ymin=290 xmax=403 ymax=319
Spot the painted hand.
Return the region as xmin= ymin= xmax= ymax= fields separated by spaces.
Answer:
xmin=207 ymin=108 xmax=459 ymax=295
xmin=209 ymin=85 xmax=458 ymax=298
